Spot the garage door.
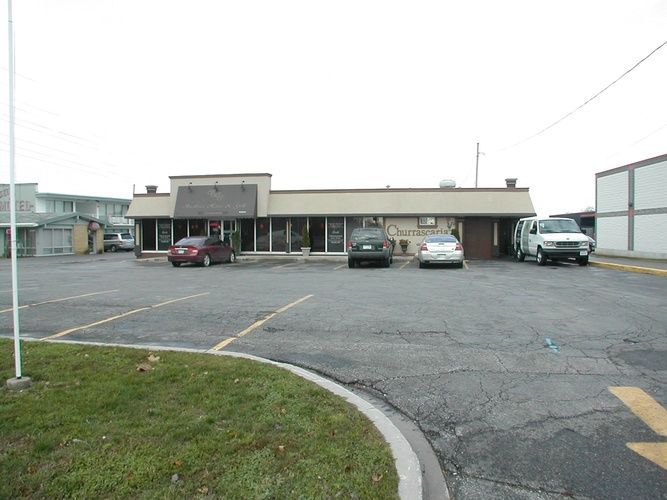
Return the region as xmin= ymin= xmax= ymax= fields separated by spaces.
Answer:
xmin=464 ymin=218 xmax=493 ymax=259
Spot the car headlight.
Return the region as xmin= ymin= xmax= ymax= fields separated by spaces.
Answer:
xmin=580 ymin=241 xmax=589 ymax=247
xmin=543 ymin=241 xmax=555 ymax=247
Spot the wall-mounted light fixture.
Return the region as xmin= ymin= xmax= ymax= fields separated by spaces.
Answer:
xmin=214 ymin=181 xmax=219 ymax=192
xmin=241 ymin=180 xmax=246 ymax=191
xmin=188 ymin=182 xmax=193 ymax=192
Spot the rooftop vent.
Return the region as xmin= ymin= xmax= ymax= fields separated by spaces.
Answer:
xmin=505 ymin=178 xmax=517 ymax=188
xmin=439 ymin=179 xmax=456 ymax=188
xmin=145 ymin=185 xmax=158 ymax=194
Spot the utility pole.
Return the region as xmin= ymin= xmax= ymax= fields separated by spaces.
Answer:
xmin=475 ymin=142 xmax=480 ymax=188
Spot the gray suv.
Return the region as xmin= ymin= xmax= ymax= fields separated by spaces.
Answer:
xmin=104 ymin=232 xmax=135 ymax=252
xmin=347 ymin=227 xmax=393 ymax=268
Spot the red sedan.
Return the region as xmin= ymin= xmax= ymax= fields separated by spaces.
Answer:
xmin=167 ymin=236 xmax=236 ymax=267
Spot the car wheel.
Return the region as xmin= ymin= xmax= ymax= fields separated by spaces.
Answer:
xmin=171 ymin=262 xmax=181 ymax=267
xmin=348 ymin=258 xmax=355 ymax=269
xmin=229 ymin=251 xmax=236 ymax=263
xmin=516 ymin=247 xmax=525 ymax=262
xmin=109 ymin=245 xmax=117 ymax=253
xmin=578 ymin=256 xmax=589 ymax=266
xmin=419 ymin=261 xmax=425 ymax=269
xmin=202 ymin=254 xmax=211 ymax=267
xmin=383 ymin=256 xmax=390 ymax=268
xmin=536 ymin=247 xmax=547 ymax=266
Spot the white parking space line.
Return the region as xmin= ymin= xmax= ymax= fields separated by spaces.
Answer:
xmin=209 ymin=294 xmax=314 ymax=351
xmin=0 ymin=290 xmax=119 ymax=314
xmin=40 ymin=292 xmax=209 ymax=341
xmin=274 ymin=262 xmax=297 ymax=269
xmin=333 ymin=264 xmax=347 ymax=270
xmin=463 ymin=260 xmax=470 ymax=270
xmin=399 ymin=259 xmax=413 ymax=270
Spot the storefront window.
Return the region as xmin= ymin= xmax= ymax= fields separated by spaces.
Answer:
xmin=271 ymin=217 xmax=287 ymax=252
xmin=209 ymin=220 xmax=221 ymax=238
xmin=290 ymin=217 xmax=306 ymax=253
xmin=363 ymin=216 xmax=383 ymax=228
xmin=346 ymin=217 xmax=363 ymax=243
xmin=310 ymin=217 xmax=325 ymax=252
xmin=157 ymin=219 xmax=172 ymax=251
xmin=189 ymin=219 xmax=206 ymax=236
xmin=240 ymin=219 xmax=255 ymax=252
xmin=326 ymin=217 xmax=345 ymax=252
xmin=142 ymin=219 xmax=157 ymax=250
xmin=173 ymin=220 xmax=187 ymax=242
xmin=256 ymin=218 xmax=270 ymax=251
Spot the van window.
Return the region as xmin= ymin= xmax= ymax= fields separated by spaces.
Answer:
xmin=539 ymin=219 xmax=581 ymax=234
xmin=529 ymin=222 xmax=537 ymax=234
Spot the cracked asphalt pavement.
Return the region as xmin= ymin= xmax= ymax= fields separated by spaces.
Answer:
xmin=1 ymin=254 xmax=666 ymax=499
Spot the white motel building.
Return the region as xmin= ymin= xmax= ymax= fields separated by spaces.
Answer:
xmin=127 ymin=173 xmax=536 ymax=259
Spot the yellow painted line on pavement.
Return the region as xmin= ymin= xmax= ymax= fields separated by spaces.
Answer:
xmin=41 ymin=292 xmax=209 ymax=341
xmin=399 ymin=259 xmax=413 ymax=270
xmin=609 ymin=386 xmax=667 ymax=470
xmin=609 ymin=387 xmax=667 ymax=436
xmin=0 ymin=290 xmax=119 ymax=314
xmin=463 ymin=260 xmax=469 ymax=270
xmin=590 ymin=261 xmax=667 ymax=277
xmin=210 ymin=294 xmax=314 ymax=351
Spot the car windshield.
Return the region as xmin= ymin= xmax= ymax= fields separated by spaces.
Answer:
xmin=352 ymin=229 xmax=384 ymax=241
xmin=174 ymin=237 xmax=207 ymax=246
xmin=539 ymin=219 xmax=581 ymax=234
xmin=426 ymin=235 xmax=457 ymax=243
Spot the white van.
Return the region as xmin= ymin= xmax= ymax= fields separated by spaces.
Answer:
xmin=513 ymin=217 xmax=590 ymax=266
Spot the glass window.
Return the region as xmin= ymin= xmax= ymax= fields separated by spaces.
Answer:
xmin=188 ymin=219 xmax=206 ymax=236
xmin=419 ymin=216 xmax=436 ymax=227
xmin=363 ymin=216 xmax=383 ymax=228
xmin=157 ymin=219 xmax=172 ymax=250
xmin=346 ymin=217 xmax=363 ymax=243
xmin=326 ymin=217 xmax=345 ymax=252
xmin=64 ymin=201 xmax=73 ymax=212
xmin=173 ymin=220 xmax=187 ymax=242
xmin=310 ymin=217 xmax=325 ymax=252
xmin=271 ymin=217 xmax=287 ymax=252
xmin=290 ymin=217 xmax=306 ymax=253
xmin=256 ymin=218 xmax=270 ymax=251
xmin=240 ymin=219 xmax=255 ymax=252
xmin=141 ymin=219 xmax=157 ymax=250
xmin=209 ymin=220 xmax=222 ymax=237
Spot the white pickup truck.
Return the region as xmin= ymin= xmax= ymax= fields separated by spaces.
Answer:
xmin=513 ymin=217 xmax=590 ymax=266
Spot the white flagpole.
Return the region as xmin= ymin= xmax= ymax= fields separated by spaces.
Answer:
xmin=8 ymin=0 xmax=24 ymax=381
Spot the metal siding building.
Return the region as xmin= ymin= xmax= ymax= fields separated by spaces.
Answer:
xmin=596 ymin=153 xmax=667 ymax=259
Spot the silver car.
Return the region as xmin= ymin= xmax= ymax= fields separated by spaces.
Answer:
xmin=417 ymin=234 xmax=464 ymax=268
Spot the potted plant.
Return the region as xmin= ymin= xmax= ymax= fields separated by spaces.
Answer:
xmin=398 ymin=239 xmax=410 ymax=253
xmin=301 ymin=225 xmax=311 ymax=257
xmin=231 ymin=230 xmax=241 ymax=254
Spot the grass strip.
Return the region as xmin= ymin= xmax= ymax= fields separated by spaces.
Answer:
xmin=1 ymin=339 xmax=398 ymax=499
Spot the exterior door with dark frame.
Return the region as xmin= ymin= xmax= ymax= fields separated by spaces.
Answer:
xmin=464 ymin=218 xmax=493 ymax=259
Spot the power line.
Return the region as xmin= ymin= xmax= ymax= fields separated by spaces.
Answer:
xmin=499 ymin=39 xmax=667 ymax=152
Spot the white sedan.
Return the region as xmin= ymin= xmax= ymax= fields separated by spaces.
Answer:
xmin=417 ymin=234 xmax=465 ymax=268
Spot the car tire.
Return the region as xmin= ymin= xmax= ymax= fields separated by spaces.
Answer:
xmin=109 ymin=245 xmax=117 ymax=253
xmin=578 ymin=256 xmax=589 ymax=266
xmin=348 ymin=258 xmax=355 ymax=269
xmin=536 ymin=247 xmax=547 ymax=266
xmin=202 ymin=254 xmax=211 ymax=267
xmin=458 ymin=261 xmax=464 ymax=269
xmin=171 ymin=262 xmax=181 ymax=267
xmin=383 ymin=256 xmax=390 ymax=268
xmin=229 ymin=251 xmax=236 ymax=264
xmin=419 ymin=261 xmax=425 ymax=269
xmin=516 ymin=247 xmax=525 ymax=262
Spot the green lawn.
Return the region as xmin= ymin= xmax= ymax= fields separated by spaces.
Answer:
xmin=1 ymin=339 xmax=398 ymax=499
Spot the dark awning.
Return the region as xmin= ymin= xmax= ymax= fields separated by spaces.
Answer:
xmin=173 ymin=184 xmax=257 ymax=218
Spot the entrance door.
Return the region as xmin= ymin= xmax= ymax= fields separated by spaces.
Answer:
xmin=464 ymin=218 xmax=493 ymax=259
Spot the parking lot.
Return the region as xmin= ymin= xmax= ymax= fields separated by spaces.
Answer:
xmin=1 ymin=253 xmax=666 ymax=499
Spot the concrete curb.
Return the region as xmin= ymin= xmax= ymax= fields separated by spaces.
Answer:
xmin=32 ymin=339 xmax=425 ymax=499
xmin=590 ymin=261 xmax=667 ymax=277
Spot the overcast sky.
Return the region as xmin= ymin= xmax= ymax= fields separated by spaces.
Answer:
xmin=1 ymin=1 xmax=666 ymax=215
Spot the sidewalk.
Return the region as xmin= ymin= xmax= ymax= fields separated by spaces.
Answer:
xmin=589 ymin=254 xmax=667 ymax=276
